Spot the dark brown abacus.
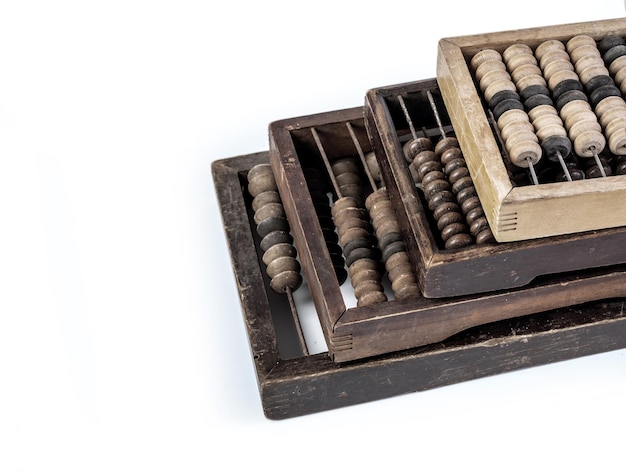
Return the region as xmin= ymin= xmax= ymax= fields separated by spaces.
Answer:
xmin=213 ymin=150 xmax=626 ymax=420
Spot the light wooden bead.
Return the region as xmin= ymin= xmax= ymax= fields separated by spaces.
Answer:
xmin=475 ymin=59 xmax=507 ymax=82
xmin=470 ymin=49 xmax=503 ymax=70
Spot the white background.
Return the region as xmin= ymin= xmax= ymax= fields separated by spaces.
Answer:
xmin=2 ymin=1 xmax=626 ymax=472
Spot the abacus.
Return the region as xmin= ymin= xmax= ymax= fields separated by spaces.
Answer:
xmin=438 ymin=17 xmax=626 ymax=241
xmin=213 ymin=18 xmax=626 ymax=419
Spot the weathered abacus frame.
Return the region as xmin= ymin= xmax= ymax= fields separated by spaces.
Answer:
xmin=268 ymin=99 xmax=626 ymax=363
xmin=212 ymin=151 xmax=626 ymax=420
xmin=364 ymin=79 xmax=626 ymax=298
xmin=437 ymin=17 xmax=626 ymax=242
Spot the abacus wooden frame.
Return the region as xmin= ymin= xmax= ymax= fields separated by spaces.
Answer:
xmin=268 ymin=102 xmax=626 ymax=363
xmin=364 ymin=79 xmax=626 ymax=298
xmin=212 ymin=151 xmax=626 ymax=420
xmin=437 ymin=17 xmax=626 ymax=242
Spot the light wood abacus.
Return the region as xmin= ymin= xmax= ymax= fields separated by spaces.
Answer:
xmin=437 ymin=17 xmax=626 ymax=242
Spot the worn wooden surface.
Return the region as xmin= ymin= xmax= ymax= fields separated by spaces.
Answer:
xmin=268 ymin=99 xmax=626 ymax=362
xmin=212 ymin=151 xmax=626 ymax=419
xmin=437 ymin=17 xmax=626 ymax=241
xmin=364 ymin=78 xmax=626 ymax=298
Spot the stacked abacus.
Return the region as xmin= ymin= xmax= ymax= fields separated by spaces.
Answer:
xmin=469 ymin=33 xmax=626 ymax=185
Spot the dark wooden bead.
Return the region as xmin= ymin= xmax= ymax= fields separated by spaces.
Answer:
xmin=519 ymin=84 xmax=551 ymax=101
xmin=488 ymin=89 xmax=521 ymax=109
xmin=493 ymin=98 xmax=525 ymax=121
xmin=542 ymin=135 xmax=572 ymax=161
xmin=584 ymin=74 xmax=614 ymax=93
xmin=524 ymin=93 xmax=553 ymax=110
xmin=589 ymin=84 xmax=621 ymax=107
xmin=598 ymin=35 xmax=625 ymax=54
xmin=603 ymin=44 xmax=626 ymax=65
xmin=257 ymin=217 xmax=290 ymax=239
xmin=552 ymin=79 xmax=584 ymax=99
xmin=381 ymin=239 xmax=406 ymax=263
xmin=555 ymin=89 xmax=588 ymax=111
xmin=260 ymin=230 xmax=292 ymax=252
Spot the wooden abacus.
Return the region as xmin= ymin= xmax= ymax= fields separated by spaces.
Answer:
xmin=212 ymin=18 xmax=626 ymax=419
xmin=437 ymin=17 xmax=626 ymax=242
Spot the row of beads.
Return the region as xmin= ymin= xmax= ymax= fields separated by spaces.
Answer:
xmin=471 ymin=49 xmax=542 ymax=170
xmin=247 ymin=163 xmax=303 ymax=295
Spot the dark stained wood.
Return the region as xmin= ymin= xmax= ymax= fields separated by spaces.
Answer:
xmin=364 ymin=78 xmax=626 ymax=298
xmin=212 ymin=152 xmax=626 ymax=419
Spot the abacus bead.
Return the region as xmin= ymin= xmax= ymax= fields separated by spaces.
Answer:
xmin=266 ymin=255 xmax=300 ymax=280
xmin=260 ymin=230 xmax=292 ymax=252
xmin=589 ymin=84 xmax=621 ymax=107
xmin=493 ymin=98 xmax=525 ymax=121
xmin=403 ymin=137 xmax=433 ymax=162
xmin=479 ymin=68 xmax=512 ymax=93
xmin=584 ymin=74 xmax=614 ymax=93
xmin=356 ymin=288 xmax=387 ymax=307
xmin=257 ymin=216 xmax=290 ymax=238
xmin=503 ymin=43 xmax=535 ymax=63
xmin=608 ymin=54 xmax=626 ymax=76
xmin=432 ymin=200 xmax=462 ymax=221
xmin=608 ymin=128 xmax=626 ymax=155
xmin=573 ymin=130 xmax=606 ymax=157
xmin=523 ymin=94 xmax=553 ymax=110
xmin=555 ymin=89 xmax=588 ymax=111
xmin=444 ymin=232 xmax=474 ymax=250
xmin=484 ymin=79 xmax=517 ymax=103
xmin=381 ymin=240 xmax=406 ymax=263
xmin=604 ymin=44 xmax=626 ymax=65
xmin=253 ymin=202 xmax=285 ymax=225
xmin=578 ymin=64 xmax=611 ymax=86
xmin=247 ymin=172 xmax=277 ymax=197
xmin=568 ymin=43 xmax=601 ymax=64
xmin=547 ymin=70 xmax=580 ymax=92
xmin=508 ymin=140 xmax=542 ymax=167
xmin=535 ymin=40 xmax=566 ymax=60
xmin=470 ymin=49 xmax=503 ymax=69
xmin=488 ymin=89 xmax=521 ymax=109
xmin=261 ymin=242 xmax=296 ymax=267
xmin=541 ymin=135 xmax=572 ymax=160
xmin=269 ymin=271 xmax=302 ymax=294
xmin=551 ymin=78 xmax=584 ymax=99
xmin=598 ymin=35 xmax=625 ymax=54
xmin=519 ymin=84 xmax=551 ymax=101
xmin=434 ymin=137 xmax=459 ymax=156
xmin=252 ymin=190 xmax=281 ymax=213
xmin=475 ymin=59 xmax=507 ymax=82
xmin=436 ymin=210 xmax=465 ymax=231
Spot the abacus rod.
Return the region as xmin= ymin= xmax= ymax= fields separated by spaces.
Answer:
xmin=285 ymin=286 xmax=309 ymax=356
xmin=527 ymin=157 xmax=539 ymax=185
xmin=590 ymin=147 xmax=607 ymax=178
xmin=311 ymin=127 xmax=343 ymax=198
xmin=426 ymin=90 xmax=446 ymax=138
xmin=555 ymin=150 xmax=573 ymax=182
xmin=346 ymin=121 xmax=378 ymax=191
xmin=397 ymin=95 xmax=418 ymax=140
